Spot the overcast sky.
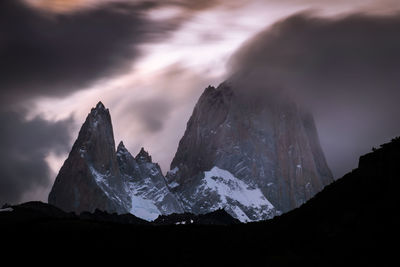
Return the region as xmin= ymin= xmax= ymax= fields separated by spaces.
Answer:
xmin=1 ymin=0 xmax=400 ymax=204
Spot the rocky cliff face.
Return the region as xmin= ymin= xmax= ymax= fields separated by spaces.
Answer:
xmin=49 ymin=91 xmax=332 ymax=222
xmin=116 ymin=142 xmax=183 ymax=220
xmin=166 ymin=83 xmax=333 ymax=221
xmin=48 ymin=102 xmax=130 ymax=214
xmin=49 ymin=102 xmax=183 ymax=220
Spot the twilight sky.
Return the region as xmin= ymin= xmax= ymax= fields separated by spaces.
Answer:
xmin=1 ymin=0 xmax=400 ymax=204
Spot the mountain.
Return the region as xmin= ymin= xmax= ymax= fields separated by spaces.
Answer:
xmin=2 ymin=137 xmax=399 ymax=265
xmin=48 ymin=102 xmax=130 ymax=214
xmin=49 ymin=88 xmax=332 ymax=222
xmin=166 ymin=82 xmax=333 ymax=221
xmin=48 ymin=102 xmax=182 ymax=220
xmin=116 ymin=142 xmax=183 ymax=220
xmin=0 ymin=201 xmax=237 ymax=226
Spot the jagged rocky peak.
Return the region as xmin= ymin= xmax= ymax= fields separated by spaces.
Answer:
xmin=116 ymin=144 xmax=184 ymax=221
xmin=87 ymin=101 xmax=110 ymax=127
xmin=117 ymin=140 xmax=125 ymax=149
xmin=82 ymin=102 xmax=116 ymax=170
xmin=48 ymin=102 xmax=130 ymax=214
xmin=116 ymin=141 xmax=138 ymax=181
xmin=167 ymin=82 xmax=333 ymax=222
xmin=95 ymin=101 xmax=106 ymax=109
xmin=116 ymin=141 xmax=128 ymax=155
xmin=49 ymin=94 xmax=185 ymax=220
xmin=135 ymin=147 xmax=152 ymax=163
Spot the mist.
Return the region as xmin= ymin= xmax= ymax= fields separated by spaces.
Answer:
xmin=227 ymin=11 xmax=400 ymax=177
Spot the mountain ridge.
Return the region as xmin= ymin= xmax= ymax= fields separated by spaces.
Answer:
xmin=2 ymin=136 xmax=399 ymax=265
xmin=49 ymin=102 xmax=183 ymax=220
xmin=48 ymin=81 xmax=333 ymax=221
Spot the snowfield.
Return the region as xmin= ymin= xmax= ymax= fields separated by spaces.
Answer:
xmin=201 ymin=166 xmax=275 ymax=222
xmin=129 ymin=195 xmax=160 ymax=221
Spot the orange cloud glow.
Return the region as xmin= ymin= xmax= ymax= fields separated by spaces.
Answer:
xmin=25 ymin=0 xmax=96 ymax=12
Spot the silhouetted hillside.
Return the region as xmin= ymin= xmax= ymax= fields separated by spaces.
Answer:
xmin=153 ymin=209 xmax=240 ymax=225
xmin=1 ymin=138 xmax=400 ymax=266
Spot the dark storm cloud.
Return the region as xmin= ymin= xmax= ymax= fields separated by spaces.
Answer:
xmin=0 ymin=0 xmax=164 ymax=203
xmin=0 ymin=111 xmax=73 ymax=205
xmin=0 ymin=0 xmax=223 ymax=204
xmin=228 ymin=12 xmax=400 ymax=178
xmin=0 ymin=0 xmax=181 ymax=105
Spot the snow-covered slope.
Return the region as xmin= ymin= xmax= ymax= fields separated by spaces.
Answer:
xmin=116 ymin=142 xmax=183 ymax=221
xmin=170 ymin=166 xmax=276 ymax=222
xmin=203 ymin=167 xmax=275 ymax=222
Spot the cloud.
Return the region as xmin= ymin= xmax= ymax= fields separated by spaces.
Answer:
xmin=0 ymin=111 xmax=73 ymax=205
xmin=0 ymin=0 xmax=184 ymax=106
xmin=0 ymin=0 xmax=230 ymax=204
xmin=130 ymin=98 xmax=174 ymax=133
xmin=101 ymin=63 xmax=222 ymax=172
xmin=0 ymin=0 xmax=167 ymax=204
xmin=227 ymin=12 xmax=400 ymax=177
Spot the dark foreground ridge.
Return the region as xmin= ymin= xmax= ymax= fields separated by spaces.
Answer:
xmin=1 ymin=137 xmax=400 ymax=265
xmin=0 ymin=202 xmax=239 ymax=226
xmin=153 ymin=209 xmax=240 ymax=225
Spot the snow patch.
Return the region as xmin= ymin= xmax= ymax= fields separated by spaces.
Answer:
xmin=231 ymin=205 xmax=250 ymax=222
xmin=168 ymin=166 xmax=179 ymax=175
xmin=90 ymin=166 xmax=110 ymax=188
xmin=130 ymin=195 xmax=160 ymax=221
xmin=89 ymin=166 xmax=126 ymax=209
xmin=168 ymin=181 xmax=179 ymax=189
xmin=202 ymin=166 xmax=275 ymax=222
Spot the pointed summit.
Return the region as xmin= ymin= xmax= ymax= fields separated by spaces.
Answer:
xmin=117 ymin=141 xmax=126 ymax=151
xmin=116 ymin=141 xmax=131 ymax=160
xmin=96 ymin=101 xmax=105 ymax=110
xmin=89 ymin=101 xmax=109 ymax=120
xmin=135 ymin=147 xmax=152 ymax=163
xmin=48 ymin=102 xmax=129 ymax=214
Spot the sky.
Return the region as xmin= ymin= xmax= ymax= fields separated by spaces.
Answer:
xmin=1 ymin=0 xmax=400 ymax=205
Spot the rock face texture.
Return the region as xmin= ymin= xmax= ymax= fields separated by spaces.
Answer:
xmin=48 ymin=102 xmax=130 ymax=214
xmin=49 ymin=91 xmax=332 ymax=222
xmin=166 ymin=83 xmax=333 ymax=221
xmin=116 ymin=142 xmax=183 ymax=220
xmin=49 ymin=102 xmax=182 ymax=220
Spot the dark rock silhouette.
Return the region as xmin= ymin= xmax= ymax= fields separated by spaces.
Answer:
xmin=153 ymin=209 xmax=240 ymax=225
xmin=135 ymin=147 xmax=153 ymax=163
